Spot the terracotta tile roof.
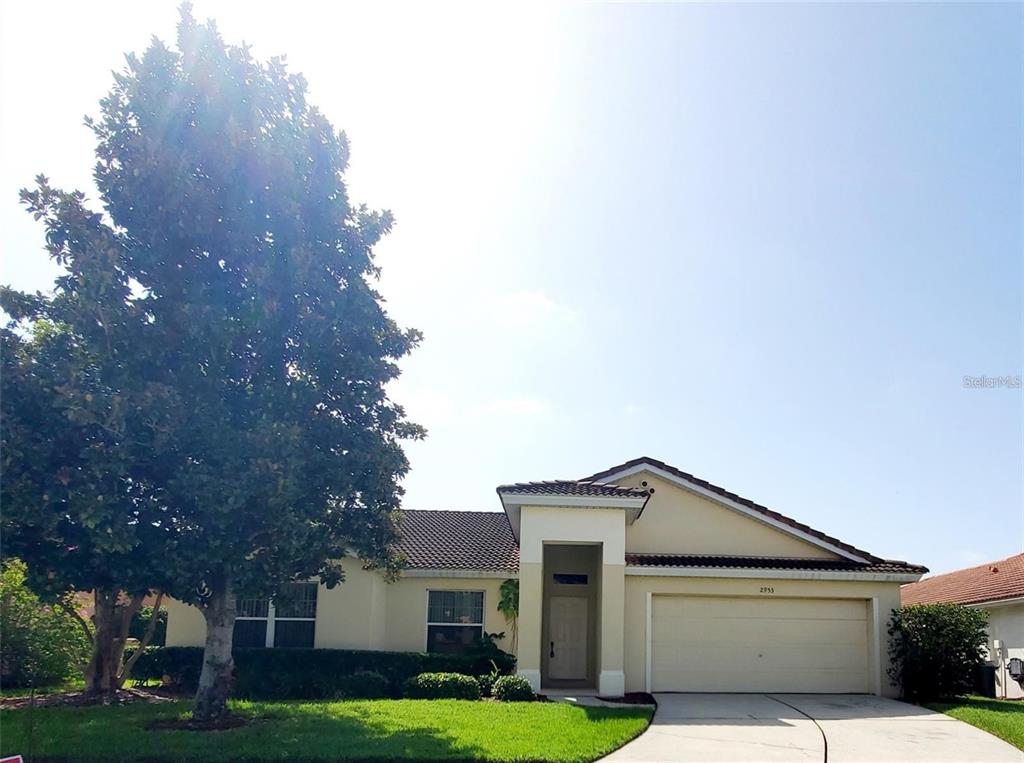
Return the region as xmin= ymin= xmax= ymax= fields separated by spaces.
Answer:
xmin=496 ymin=479 xmax=650 ymax=499
xmin=584 ymin=456 xmax=894 ymax=565
xmin=900 ymin=553 xmax=1024 ymax=606
xmin=626 ymin=553 xmax=927 ymax=575
xmin=396 ymin=510 xmax=518 ymax=572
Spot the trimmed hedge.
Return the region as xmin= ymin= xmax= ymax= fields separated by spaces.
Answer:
xmin=131 ymin=646 xmax=515 ymax=700
xmin=492 ymin=674 xmax=535 ymax=702
xmin=336 ymin=670 xmax=389 ymax=699
xmin=403 ymin=672 xmax=481 ymax=700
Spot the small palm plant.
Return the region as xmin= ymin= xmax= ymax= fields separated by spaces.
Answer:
xmin=497 ymin=579 xmax=519 ymax=652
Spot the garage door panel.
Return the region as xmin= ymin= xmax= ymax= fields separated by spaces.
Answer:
xmin=651 ymin=595 xmax=870 ymax=693
xmin=658 ymin=597 xmax=863 ymax=620
xmin=659 ymin=617 xmax=866 ymax=647
xmin=668 ymin=667 xmax=869 ymax=694
xmin=660 ymin=643 xmax=866 ymax=671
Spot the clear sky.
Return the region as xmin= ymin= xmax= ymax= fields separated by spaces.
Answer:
xmin=2 ymin=2 xmax=1021 ymax=576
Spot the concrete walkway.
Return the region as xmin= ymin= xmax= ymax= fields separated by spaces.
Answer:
xmin=601 ymin=693 xmax=1022 ymax=763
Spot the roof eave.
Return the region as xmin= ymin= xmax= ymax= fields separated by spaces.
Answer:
xmin=496 ymin=491 xmax=649 ymax=510
xmin=626 ymin=565 xmax=924 ymax=583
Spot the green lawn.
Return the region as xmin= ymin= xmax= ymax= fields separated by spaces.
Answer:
xmin=0 ymin=679 xmax=86 ymax=698
xmin=923 ymin=696 xmax=1024 ymax=751
xmin=0 ymin=698 xmax=652 ymax=763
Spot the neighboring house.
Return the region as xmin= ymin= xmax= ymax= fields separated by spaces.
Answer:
xmin=165 ymin=456 xmax=926 ymax=696
xmin=901 ymin=553 xmax=1024 ymax=699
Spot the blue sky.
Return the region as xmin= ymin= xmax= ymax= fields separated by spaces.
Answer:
xmin=2 ymin=2 xmax=1021 ymax=575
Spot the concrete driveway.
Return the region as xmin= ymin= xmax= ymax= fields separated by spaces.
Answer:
xmin=601 ymin=693 xmax=1021 ymax=762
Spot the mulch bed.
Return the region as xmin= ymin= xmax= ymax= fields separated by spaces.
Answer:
xmin=0 ymin=687 xmax=179 ymax=710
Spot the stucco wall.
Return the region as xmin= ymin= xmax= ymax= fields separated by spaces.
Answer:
xmin=985 ymin=602 xmax=1024 ymax=699
xmin=618 ymin=472 xmax=841 ymax=559
xmin=165 ymin=596 xmax=206 ymax=647
xmin=380 ymin=575 xmax=511 ymax=653
xmin=315 ymin=565 xmax=387 ymax=650
xmin=623 ymin=575 xmax=903 ymax=697
xmin=163 ymin=569 xmax=514 ymax=654
xmin=514 ymin=505 xmax=626 ymax=692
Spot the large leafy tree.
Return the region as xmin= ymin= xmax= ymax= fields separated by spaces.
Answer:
xmin=2 ymin=6 xmax=421 ymax=720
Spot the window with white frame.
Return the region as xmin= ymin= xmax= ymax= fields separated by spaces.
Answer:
xmin=426 ymin=590 xmax=484 ymax=654
xmin=233 ymin=582 xmax=318 ymax=648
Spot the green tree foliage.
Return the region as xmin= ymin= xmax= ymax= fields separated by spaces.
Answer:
xmin=1 ymin=320 xmax=173 ymax=693
xmin=0 ymin=560 xmax=91 ymax=688
xmin=2 ymin=5 xmax=420 ymax=720
xmin=888 ymin=603 xmax=989 ymax=701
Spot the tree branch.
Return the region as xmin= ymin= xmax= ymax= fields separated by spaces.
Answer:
xmin=119 ymin=591 xmax=164 ymax=684
xmin=58 ymin=598 xmax=95 ymax=646
xmin=116 ymin=592 xmax=146 ymax=644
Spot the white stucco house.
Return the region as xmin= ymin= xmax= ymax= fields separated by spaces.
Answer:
xmin=901 ymin=553 xmax=1024 ymax=699
xmin=165 ymin=456 xmax=927 ymax=696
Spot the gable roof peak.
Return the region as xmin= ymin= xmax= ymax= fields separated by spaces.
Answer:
xmin=584 ymin=456 xmax=895 ymax=567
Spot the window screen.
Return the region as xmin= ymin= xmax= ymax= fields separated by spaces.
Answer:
xmin=275 ymin=582 xmax=318 ymax=619
xmin=232 ymin=582 xmax=318 ymax=649
xmin=426 ymin=591 xmax=484 ymax=654
xmin=233 ymin=618 xmax=268 ymax=648
xmin=273 ymin=620 xmax=315 ymax=648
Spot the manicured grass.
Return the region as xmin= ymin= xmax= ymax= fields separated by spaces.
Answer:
xmin=0 ymin=679 xmax=85 ymax=698
xmin=0 ymin=698 xmax=652 ymax=763
xmin=923 ymin=696 xmax=1024 ymax=751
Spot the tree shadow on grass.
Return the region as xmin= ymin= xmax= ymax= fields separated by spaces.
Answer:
xmin=2 ymin=701 xmax=496 ymax=763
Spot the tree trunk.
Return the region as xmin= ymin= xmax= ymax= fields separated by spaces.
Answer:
xmin=83 ymin=589 xmax=122 ymax=694
xmin=82 ymin=589 xmax=146 ymax=695
xmin=193 ymin=577 xmax=236 ymax=722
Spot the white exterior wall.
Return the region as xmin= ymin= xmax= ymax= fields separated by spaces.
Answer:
xmin=983 ymin=601 xmax=1024 ymax=699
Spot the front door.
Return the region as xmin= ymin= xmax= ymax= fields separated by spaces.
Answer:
xmin=548 ymin=596 xmax=588 ymax=680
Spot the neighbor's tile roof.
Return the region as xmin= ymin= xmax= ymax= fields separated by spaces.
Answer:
xmin=900 ymin=553 xmax=1024 ymax=606
xmin=396 ymin=510 xmax=518 ymax=572
xmin=496 ymin=479 xmax=650 ymax=499
xmin=626 ymin=553 xmax=927 ymax=575
xmin=585 ymin=456 xmax=891 ymax=565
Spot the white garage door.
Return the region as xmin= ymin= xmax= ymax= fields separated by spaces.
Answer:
xmin=650 ymin=595 xmax=870 ymax=693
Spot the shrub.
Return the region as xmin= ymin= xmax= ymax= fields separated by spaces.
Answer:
xmin=492 ymin=674 xmax=535 ymax=702
xmin=464 ymin=632 xmax=508 ymax=667
xmin=403 ymin=672 xmax=481 ymax=700
xmin=131 ymin=646 xmax=512 ymax=699
xmin=476 ymin=672 xmax=495 ymax=698
xmin=335 ymin=670 xmax=389 ymax=699
xmin=475 ymin=659 xmax=505 ymax=697
xmin=0 ymin=560 xmax=91 ymax=688
xmin=888 ymin=603 xmax=989 ymax=701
